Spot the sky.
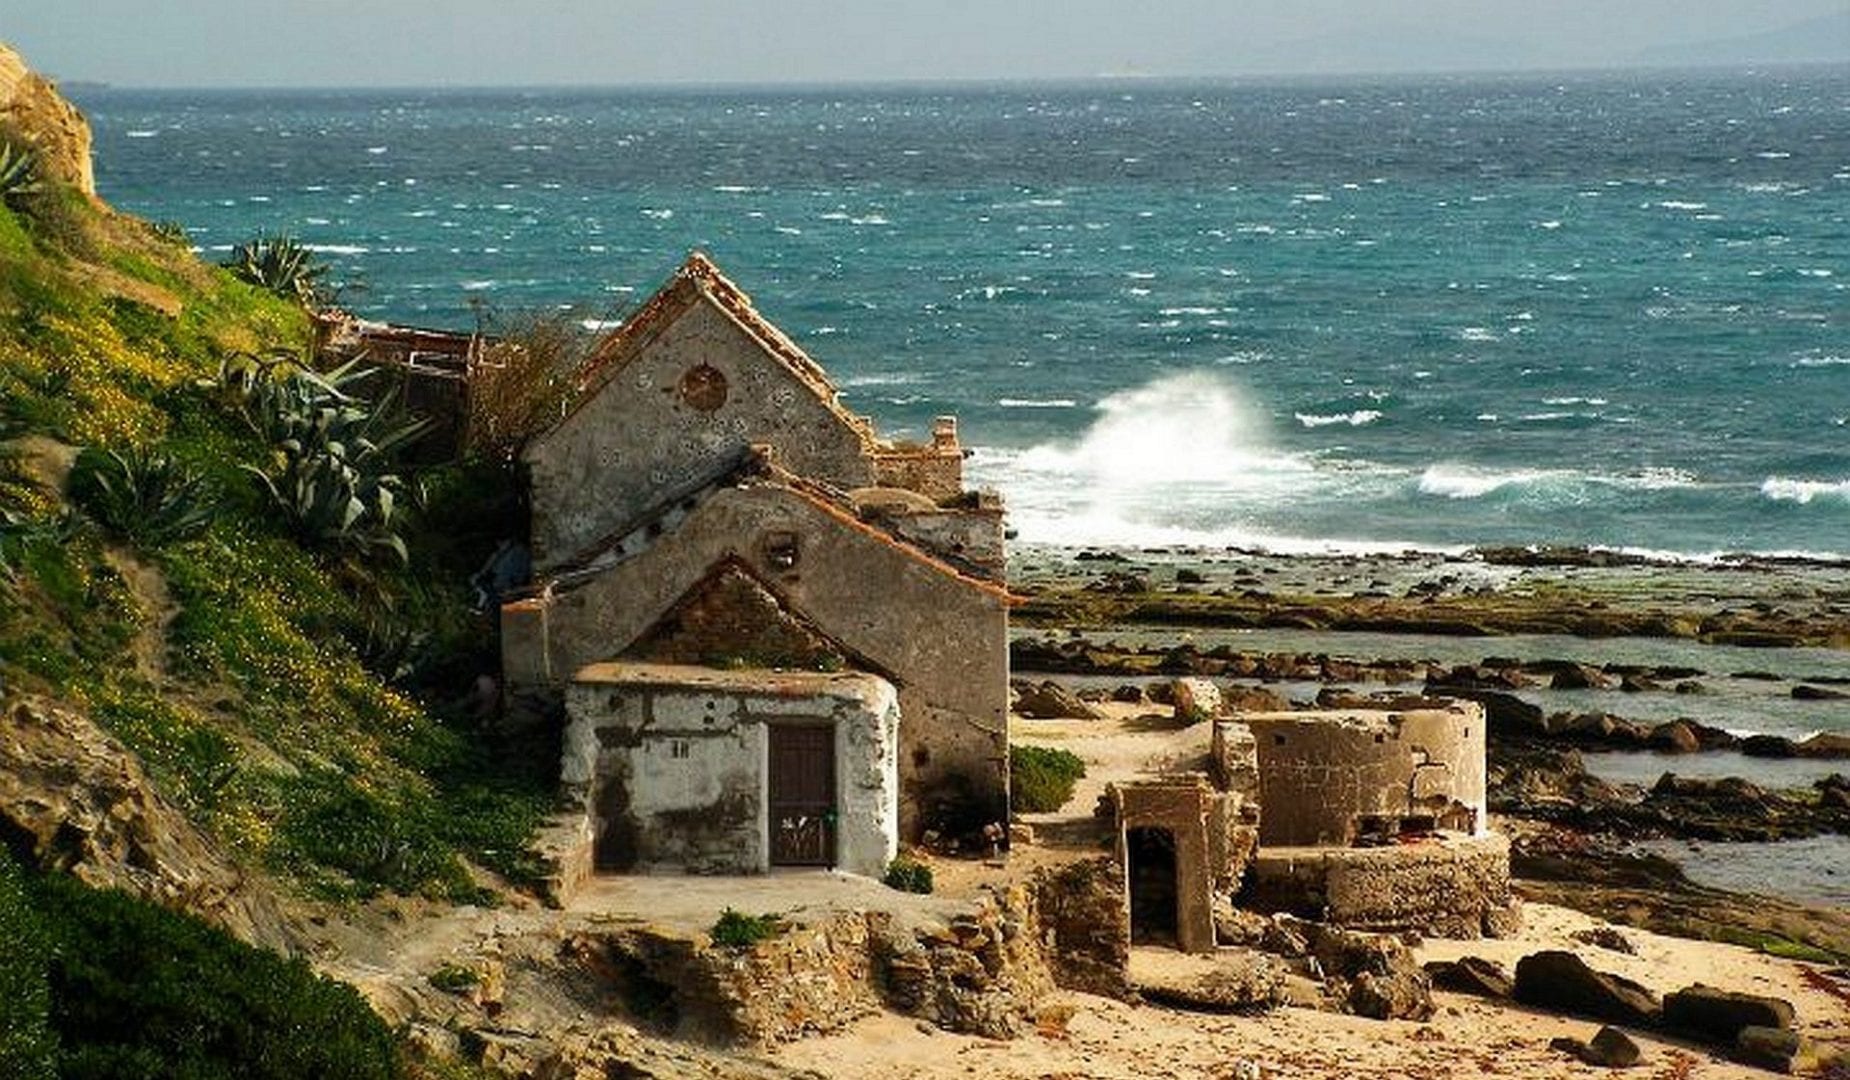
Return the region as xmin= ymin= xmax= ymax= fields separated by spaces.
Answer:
xmin=7 ymin=1 xmax=1848 ymax=87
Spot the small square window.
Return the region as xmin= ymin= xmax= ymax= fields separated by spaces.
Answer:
xmin=670 ymin=740 xmax=691 ymax=759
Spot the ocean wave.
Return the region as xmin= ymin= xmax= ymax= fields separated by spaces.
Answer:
xmin=1418 ymin=465 xmax=1696 ymax=500
xmin=1792 ymin=355 xmax=1850 ymax=368
xmin=1295 ymin=409 xmax=1382 ymax=429
xmin=304 ymin=243 xmax=369 ymax=256
xmin=1761 ymin=478 xmax=1850 ymax=505
xmin=996 ymin=398 xmax=1078 ymax=408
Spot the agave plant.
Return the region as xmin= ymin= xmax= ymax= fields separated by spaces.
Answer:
xmin=68 ymin=445 xmax=222 ymax=547
xmin=215 ymin=354 xmax=429 ymax=563
xmin=222 ymin=232 xmax=328 ymax=305
xmin=0 ymin=141 xmax=40 ymax=203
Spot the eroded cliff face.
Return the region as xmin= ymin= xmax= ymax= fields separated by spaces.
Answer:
xmin=0 ymin=696 xmax=295 ymax=950
xmin=0 ymin=41 xmax=96 ymax=196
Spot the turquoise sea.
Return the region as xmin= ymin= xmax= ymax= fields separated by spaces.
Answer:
xmin=76 ymin=67 xmax=1850 ymax=558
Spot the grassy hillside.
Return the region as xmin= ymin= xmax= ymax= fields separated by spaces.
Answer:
xmin=0 ymin=164 xmax=550 ymax=904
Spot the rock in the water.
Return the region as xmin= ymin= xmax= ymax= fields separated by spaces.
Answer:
xmin=1646 ymin=721 xmax=1700 ymax=754
xmin=1733 ymin=1025 xmax=1816 ymax=1074
xmin=1798 ymin=732 xmax=1850 ymax=759
xmin=1424 ymin=956 xmax=1513 ymax=999
xmin=1741 ymin=734 xmax=1798 ymax=759
xmin=1513 ymin=950 xmax=1661 ymax=1028
xmin=1220 ymin=683 xmax=1288 ymax=714
xmin=1664 ymin=984 xmax=1795 ymax=1044
xmin=1552 ymin=664 xmax=1615 ymax=691
xmin=1012 ymin=680 xmax=1103 ymax=720
xmin=1584 ymin=1025 xmax=1643 ymax=1067
xmin=1792 ymin=684 xmax=1849 ymax=701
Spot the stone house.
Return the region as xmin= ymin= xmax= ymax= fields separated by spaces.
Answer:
xmin=503 ymin=254 xmax=1010 ymax=895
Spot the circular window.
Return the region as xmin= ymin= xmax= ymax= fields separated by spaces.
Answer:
xmin=678 ymin=363 xmax=729 ymax=412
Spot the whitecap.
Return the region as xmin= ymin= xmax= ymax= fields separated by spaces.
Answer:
xmin=1792 ymin=355 xmax=1850 ymax=368
xmin=365 ymin=146 xmax=388 ymax=155
xmin=125 ymin=130 xmax=158 ymax=139
xmin=996 ymin=398 xmax=1079 ymax=408
xmin=1541 ymin=396 xmax=1609 ymax=406
xmin=460 ymin=279 xmax=498 ymax=291
xmin=1537 ymin=220 xmax=1562 ymax=230
xmin=1761 ymin=478 xmax=1850 ymax=505
xmin=580 ymin=319 xmax=623 ymax=332
xmin=712 ymin=184 xmax=762 ymax=193
xmin=1654 ymin=200 xmax=1708 ymax=211
xmin=1295 ymin=409 xmax=1382 ymax=428
xmin=1457 ymin=327 xmax=1498 ymax=342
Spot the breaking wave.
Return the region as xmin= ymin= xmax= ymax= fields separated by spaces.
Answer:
xmin=1761 ymin=478 xmax=1850 ymax=505
xmin=1295 ymin=409 xmax=1382 ymax=428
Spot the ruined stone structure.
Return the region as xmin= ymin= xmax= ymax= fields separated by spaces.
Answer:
xmin=1108 ymin=776 xmax=1257 ymax=954
xmin=1244 ymin=705 xmax=1487 ymax=847
xmin=504 ymin=254 xmax=1010 ymax=892
xmin=1105 ymin=699 xmax=1515 ymax=950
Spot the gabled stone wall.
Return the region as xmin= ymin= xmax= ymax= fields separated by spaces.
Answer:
xmin=525 ymin=298 xmax=876 ymax=569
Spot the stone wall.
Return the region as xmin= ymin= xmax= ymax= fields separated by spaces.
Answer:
xmin=525 ymin=297 xmax=877 ymax=569
xmin=511 ymin=479 xmax=1011 ymax=840
xmin=558 ymin=664 xmax=899 ymax=883
xmin=1244 ymin=833 xmax=1519 ymax=938
xmin=1243 ymin=704 xmax=1487 ymax=847
xmin=1109 ymin=776 xmax=1255 ymax=954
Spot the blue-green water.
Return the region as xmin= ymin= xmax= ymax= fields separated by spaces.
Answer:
xmin=77 ymin=68 xmax=1849 ymax=558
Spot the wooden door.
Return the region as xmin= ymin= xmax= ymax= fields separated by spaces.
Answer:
xmin=768 ymin=725 xmax=836 ymax=866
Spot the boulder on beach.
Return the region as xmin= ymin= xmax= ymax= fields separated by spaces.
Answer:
xmin=1646 ymin=721 xmax=1700 ymax=754
xmin=1171 ymin=677 xmax=1222 ymax=723
xmin=1012 ymin=680 xmax=1103 ymax=720
xmin=1423 ymin=956 xmax=1513 ymax=1000
xmin=1664 ymin=984 xmax=1795 ymax=1045
xmin=1552 ymin=1025 xmax=1643 ymax=1068
xmin=1733 ymin=1025 xmax=1818 ymax=1074
xmin=1552 ymin=664 xmax=1615 ymax=691
xmin=1513 ymin=950 xmax=1661 ymax=1028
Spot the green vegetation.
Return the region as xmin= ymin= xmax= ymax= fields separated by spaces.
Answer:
xmin=1009 ymin=744 xmax=1088 ymax=814
xmin=0 ymin=141 xmax=41 ymax=203
xmin=0 ymin=849 xmax=400 ymax=1079
xmin=223 ymin=232 xmax=328 ymax=304
xmin=882 ymin=855 xmax=935 ymax=895
xmin=709 ymin=907 xmax=784 ymax=948
xmin=68 ymin=444 xmax=220 ymax=547
xmin=428 ymin=963 xmax=481 ymax=993
xmin=0 ymin=162 xmax=547 ymax=904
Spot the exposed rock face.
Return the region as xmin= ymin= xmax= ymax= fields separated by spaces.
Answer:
xmin=1513 ymin=950 xmax=1661 ymax=1029
xmin=0 ymin=696 xmax=293 ymax=950
xmin=1032 ymin=856 xmax=1131 ymax=999
xmin=0 ymin=42 xmax=95 ymax=195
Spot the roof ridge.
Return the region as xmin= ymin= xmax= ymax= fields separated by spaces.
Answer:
xmin=530 ymin=252 xmax=875 ymax=451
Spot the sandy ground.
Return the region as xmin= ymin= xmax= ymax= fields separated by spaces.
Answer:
xmin=773 ymin=899 xmax=1850 ymax=1079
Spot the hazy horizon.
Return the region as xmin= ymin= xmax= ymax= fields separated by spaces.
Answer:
xmin=10 ymin=1 xmax=1848 ymax=89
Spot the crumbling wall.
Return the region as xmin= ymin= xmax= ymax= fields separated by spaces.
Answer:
xmin=526 ymin=297 xmax=877 ymax=569
xmin=1244 ymin=704 xmax=1487 ymax=847
xmin=1244 ymin=833 xmax=1519 ymax=938
xmin=883 ymin=507 xmax=1006 ymax=581
xmin=870 ymin=417 xmax=965 ymax=503
xmin=1109 ymin=776 xmax=1254 ymax=954
xmin=557 ymin=665 xmax=899 ymax=886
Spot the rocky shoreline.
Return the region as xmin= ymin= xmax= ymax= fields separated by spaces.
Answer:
xmin=1008 ymin=543 xmax=1850 ymax=965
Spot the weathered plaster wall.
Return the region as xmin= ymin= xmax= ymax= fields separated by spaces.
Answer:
xmin=1243 ymin=704 xmax=1487 ymax=847
xmin=510 ymin=481 xmax=1010 ymax=839
xmin=526 ymin=298 xmax=877 ymax=569
xmin=558 ymin=664 xmax=899 ymax=881
xmin=884 ymin=509 xmax=1006 ymax=581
